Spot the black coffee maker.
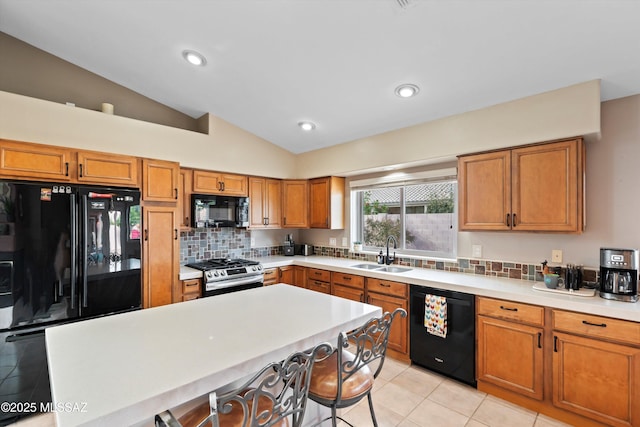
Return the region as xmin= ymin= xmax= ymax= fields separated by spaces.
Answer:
xmin=599 ymin=248 xmax=639 ymax=303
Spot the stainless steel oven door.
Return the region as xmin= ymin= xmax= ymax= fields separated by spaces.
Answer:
xmin=203 ymin=275 xmax=264 ymax=297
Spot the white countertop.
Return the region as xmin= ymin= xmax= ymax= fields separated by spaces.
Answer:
xmin=45 ymin=284 xmax=381 ymax=426
xmin=204 ymin=255 xmax=640 ymax=323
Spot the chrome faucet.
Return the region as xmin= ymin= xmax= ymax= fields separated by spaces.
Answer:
xmin=385 ymin=235 xmax=397 ymax=265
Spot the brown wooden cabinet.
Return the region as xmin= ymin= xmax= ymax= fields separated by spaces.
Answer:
xmin=263 ymin=268 xmax=279 ymax=286
xmin=282 ymin=180 xmax=309 ymax=228
xmin=76 ymin=150 xmax=139 ymax=187
xmin=279 ymin=266 xmax=294 ymax=285
xmin=331 ymin=272 xmax=365 ymax=302
xmin=365 ymin=278 xmax=408 ymax=356
xmin=249 ymin=177 xmax=282 ymax=228
xmin=0 ymin=139 xmax=73 ymax=181
xmin=142 ymin=158 xmax=179 ymax=203
xmin=142 ymin=206 xmax=179 ymax=308
xmin=0 ymin=139 xmax=139 ymax=187
xmin=476 ymin=297 xmax=545 ymax=401
xmin=307 ymin=268 xmax=331 ymax=294
xmin=458 ymin=138 xmax=584 ymax=233
xmin=294 ymin=266 xmax=307 ymax=288
xmin=551 ymin=310 xmax=640 ymax=427
xmin=309 ymin=176 xmax=345 ymax=229
xmin=192 ymin=170 xmax=248 ymax=196
xmin=178 ymin=168 xmax=193 ymax=229
xmin=175 ymin=278 xmax=201 ymax=302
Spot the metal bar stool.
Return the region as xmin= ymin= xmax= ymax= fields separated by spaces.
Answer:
xmin=155 ymin=342 xmax=333 ymax=427
xmin=307 ymin=308 xmax=407 ymax=427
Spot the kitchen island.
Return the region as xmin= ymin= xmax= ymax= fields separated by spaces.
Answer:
xmin=45 ymin=284 xmax=381 ymax=426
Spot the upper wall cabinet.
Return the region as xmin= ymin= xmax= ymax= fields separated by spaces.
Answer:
xmin=142 ymin=158 xmax=179 ymax=203
xmin=458 ymin=138 xmax=584 ymax=233
xmin=309 ymin=176 xmax=345 ymax=229
xmin=249 ymin=176 xmax=282 ymax=229
xmin=192 ymin=170 xmax=248 ymax=196
xmin=76 ymin=150 xmax=139 ymax=187
xmin=178 ymin=168 xmax=193 ymax=229
xmin=282 ymin=180 xmax=309 ymax=228
xmin=1 ymin=139 xmax=140 ymax=187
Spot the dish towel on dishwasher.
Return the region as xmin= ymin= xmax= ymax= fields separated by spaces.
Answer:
xmin=424 ymin=294 xmax=448 ymax=338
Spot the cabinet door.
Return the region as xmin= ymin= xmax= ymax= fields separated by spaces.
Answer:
xmin=309 ymin=177 xmax=344 ymax=229
xmin=264 ymin=179 xmax=282 ymax=228
xmin=249 ymin=177 xmax=267 ymax=228
xmin=332 ymin=283 xmax=364 ymax=303
xmin=177 ymin=279 xmax=201 ymax=303
xmin=263 ymin=268 xmax=279 ymax=286
xmin=143 ymin=206 xmax=178 ymax=308
xmin=179 ymin=168 xmax=193 ymax=229
xmin=142 ymin=159 xmax=179 ymax=203
xmin=458 ymin=150 xmax=511 ymax=230
xmin=219 ymin=173 xmax=248 ymax=196
xmin=512 ymin=140 xmax=582 ymax=232
xmin=294 ymin=266 xmax=307 ymax=288
xmin=0 ymin=139 xmax=73 ymax=181
xmin=307 ymin=279 xmax=330 ymax=294
xmin=279 ymin=266 xmax=294 ymax=285
xmin=282 ymin=180 xmax=308 ymax=228
xmin=366 ymin=292 xmax=408 ymax=355
xmin=477 ymin=315 xmax=544 ymax=400
xmin=192 ymin=170 xmax=221 ymax=194
xmin=552 ymin=332 xmax=640 ymax=427
xmin=77 ymin=150 xmax=139 ymax=187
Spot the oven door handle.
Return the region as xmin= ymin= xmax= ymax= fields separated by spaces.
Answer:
xmin=205 ymin=275 xmax=264 ymax=291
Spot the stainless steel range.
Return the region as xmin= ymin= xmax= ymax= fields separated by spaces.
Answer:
xmin=185 ymin=258 xmax=264 ymax=297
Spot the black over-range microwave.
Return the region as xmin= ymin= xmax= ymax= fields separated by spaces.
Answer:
xmin=191 ymin=194 xmax=249 ymax=228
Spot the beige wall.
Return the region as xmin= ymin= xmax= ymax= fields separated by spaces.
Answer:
xmin=301 ymin=95 xmax=640 ymax=269
xmin=296 ymin=80 xmax=601 ymax=178
xmin=0 ymin=90 xmax=297 ymax=178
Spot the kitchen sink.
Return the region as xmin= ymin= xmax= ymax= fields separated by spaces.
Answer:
xmin=350 ymin=263 xmax=382 ymax=270
xmin=350 ymin=264 xmax=413 ymax=273
xmin=374 ymin=266 xmax=413 ymax=273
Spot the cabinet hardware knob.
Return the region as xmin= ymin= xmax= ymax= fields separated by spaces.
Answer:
xmin=553 ymin=336 xmax=558 ymax=352
xmin=380 ymin=283 xmax=391 ymax=287
xmin=144 ymin=229 xmax=149 ymax=241
xmin=65 ymin=162 xmax=69 ymax=177
xmin=79 ymin=163 xmax=84 ymax=178
xmin=582 ymin=320 xmax=607 ymax=328
xmin=499 ymin=305 xmax=518 ymax=311
xmin=506 ymin=213 xmax=511 ymax=227
xmin=174 ymin=229 xmax=178 ymax=240
xmin=512 ymin=213 xmax=517 ymax=227
xmin=174 ymin=188 xmax=178 ymax=200
xmin=343 ymin=276 xmax=351 ymax=280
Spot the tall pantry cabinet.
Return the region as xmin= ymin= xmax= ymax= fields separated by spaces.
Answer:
xmin=141 ymin=159 xmax=180 ymax=308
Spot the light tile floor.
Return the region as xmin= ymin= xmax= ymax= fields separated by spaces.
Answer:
xmin=10 ymin=358 xmax=573 ymax=427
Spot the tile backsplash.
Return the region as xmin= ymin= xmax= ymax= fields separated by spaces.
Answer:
xmin=180 ymin=233 xmax=598 ymax=284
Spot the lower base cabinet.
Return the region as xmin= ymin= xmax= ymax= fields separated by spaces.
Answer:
xmin=175 ymin=279 xmax=200 ymax=302
xmin=366 ymin=278 xmax=408 ymax=357
xmin=143 ymin=206 xmax=178 ymax=308
xmin=279 ymin=266 xmax=294 ymax=285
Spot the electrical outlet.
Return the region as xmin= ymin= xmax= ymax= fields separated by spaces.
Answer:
xmin=552 ymin=249 xmax=563 ymax=263
xmin=472 ymin=245 xmax=482 ymax=258
xmin=250 ymin=238 xmax=255 ymax=246
xmin=342 ymin=237 xmax=348 ymax=247
xmin=329 ymin=238 xmax=337 ymax=246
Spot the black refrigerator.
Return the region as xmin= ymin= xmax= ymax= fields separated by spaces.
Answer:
xmin=0 ymin=180 xmax=142 ymax=425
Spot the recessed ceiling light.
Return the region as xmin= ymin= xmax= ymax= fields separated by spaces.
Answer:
xmin=298 ymin=121 xmax=316 ymax=131
xmin=182 ymin=50 xmax=207 ymax=66
xmin=395 ymin=83 xmax=420 ymax=98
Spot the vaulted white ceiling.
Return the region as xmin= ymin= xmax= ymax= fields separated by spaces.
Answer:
xmin=1 ymin=0 xmax=639 ymax=154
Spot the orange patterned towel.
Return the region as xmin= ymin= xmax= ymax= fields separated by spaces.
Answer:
xmin=424 ymin=294 xmax=448 ymax=338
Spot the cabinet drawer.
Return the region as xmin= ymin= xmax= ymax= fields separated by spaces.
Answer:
xmin=477 ymin=297 xmax=544 ymax=326
xmin=307 ymin=279 xmax=330 ymax=294
xmin=308 ymin=268 xmax=331 ymax=283
xmin=552 ymin=310 xmax=640 ymax=346
xmin=366 ymin=278 xmax=407 ymax=298
xmin=182 ymin=279 xmax=201 ymax=295
xmin=263 ymin=268 xmax=279 ymax=285
xmin=331 ymin=272 xmax=364 ymax=289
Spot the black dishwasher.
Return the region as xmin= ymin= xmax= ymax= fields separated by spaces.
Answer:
xmin=410 ymin=284 xmax=476 ymax=386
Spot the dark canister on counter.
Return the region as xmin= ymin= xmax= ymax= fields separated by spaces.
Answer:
xmin=565 ymin=264 xmax=583 ymax=290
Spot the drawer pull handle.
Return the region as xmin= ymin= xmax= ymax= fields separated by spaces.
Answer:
xmin=554 ymin=336 xmax=558 ymax=352
xmin=435 ymin=357 xmax=444 ymax=363
xmin=499 ymin=305 xmax=518 ymax=312
xmin=506 ymin=213 xmax=511 ymax=227
xmin=185 ymin=282 xmax=198 ymax=287
xmin=582 ymin=320 xmax=607 ymax=328
xmin=343 ymin=276 xmax=351 ymax=280
xmin=380 ymin=283 xmax=391 ymax=287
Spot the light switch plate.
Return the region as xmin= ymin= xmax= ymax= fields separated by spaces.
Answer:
xmin=329 ymin=238 xmax=337 ymax=246
xmin=342 ymin=237 xmax=348 ymax=247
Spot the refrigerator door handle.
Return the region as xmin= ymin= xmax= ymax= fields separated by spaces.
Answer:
xmin=82 ymin=194 xmax=89 ymax=308
xmin=70 ymin=193 xmax=77 ymax=309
